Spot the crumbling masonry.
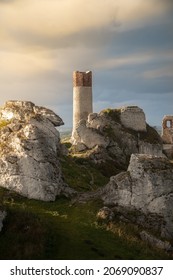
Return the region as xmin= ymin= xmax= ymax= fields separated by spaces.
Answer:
xmin=162 ymin=115 xmax=173 ymax=159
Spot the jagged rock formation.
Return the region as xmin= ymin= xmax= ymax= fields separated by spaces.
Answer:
xmin=102 ymin=154 xmax=173 ymax=239
xmin=71 ymin=106 xmax=163 ymax=171
xmin=0 ymin=100 xmax=73 ymax=201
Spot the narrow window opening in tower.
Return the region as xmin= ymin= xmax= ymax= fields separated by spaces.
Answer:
xmin=166 ymin=120 xmax=172 ymax=128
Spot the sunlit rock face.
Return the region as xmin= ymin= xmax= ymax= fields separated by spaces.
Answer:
xmin=102 ymin=154 xmax=173 ymax=239
xmin=0 ymin=100 xmax=72 ymax=201
xmin=71 ymin=106 xmax=163 ymax=170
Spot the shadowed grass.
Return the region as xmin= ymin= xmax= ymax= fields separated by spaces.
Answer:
xmin=0 ymin=187 xmax=172 ymax=260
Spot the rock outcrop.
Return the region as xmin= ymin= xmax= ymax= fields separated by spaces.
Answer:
xmin=102 ymin=154 xmax=173 ymax=239
xmin=0 ymin=100 xmax=73 ymax=201
xmin=140 ymin=231 xmax=172 ymax=251
xmin=71 ymin=106 xmax=163 ymax=171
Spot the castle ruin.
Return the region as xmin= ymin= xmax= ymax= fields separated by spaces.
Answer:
xmin=162 ymin=115 xmax=173 ymax=158
xmin=72 ymin=71 xmax=93 ymax=137
xmin=162 ymin=115 xmax=173 ymax=144
xmin=120 ymin=106 xmax=146 ymax=131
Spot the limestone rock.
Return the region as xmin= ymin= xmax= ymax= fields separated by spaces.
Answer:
xmin=72 ymin=120 xmax=109 ymax=149
xmin=102 ymin=154 xmax=173 ymax=239
xmin=0 ymin=101 xmax=64 ymax=127
xmin=71 ymin=106 xmax=163 ymax=171
xmin=34 ymin=106 xmax=64 ymax=126
xmin=0 ymin=100 xmax=73 ymax=201
xmin=140 ymin=231 xmax=172 ymax=251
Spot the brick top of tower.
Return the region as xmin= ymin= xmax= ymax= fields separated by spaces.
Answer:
xmin=73 ymin=71 xmax=92 ymax=87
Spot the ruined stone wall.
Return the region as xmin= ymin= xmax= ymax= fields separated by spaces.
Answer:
xmin=120 ymin=106 xmax=146 ymax=131
xmin=73 ymin=71 xmax=92 ymax=87
xmin=72 ymin=71 xmax=93 ymax=135
xmin=162 ymin=115 xmax=173 ymax=144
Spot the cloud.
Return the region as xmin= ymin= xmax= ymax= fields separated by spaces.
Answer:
xmin=95 ymin=51 xmax=173 ymax=76
xmin=142 ymin=66 xmax=173 ymax=79
xmin=0 ymin=0 xmax=172 ymax=51
xmin=0 ymin=50 xmax=55 ymax=79
xmin=0 ymin=0 xmax=172 ymax=127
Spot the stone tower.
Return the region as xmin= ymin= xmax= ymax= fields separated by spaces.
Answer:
xmin=72 ymin=71 xmax=93 ymax=136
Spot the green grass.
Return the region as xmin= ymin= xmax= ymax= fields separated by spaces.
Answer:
xmin=101 ymin=108 xmax=121 ymax=123
xmin=60 ymin=155 xmax=109 ymax=192
xmin=0 ymin=187 xmax=172 ymax=260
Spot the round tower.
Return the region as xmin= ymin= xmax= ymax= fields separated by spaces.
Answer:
xmin=72 ymin=70 xmax=93 ymax=136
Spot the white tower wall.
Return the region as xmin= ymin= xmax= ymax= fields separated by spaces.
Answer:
xmin=72 ymin=71 xmax=93 ymax=136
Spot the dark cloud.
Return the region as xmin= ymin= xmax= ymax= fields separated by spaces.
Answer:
xmin=106 ymin=22 xmax=173 ymax=58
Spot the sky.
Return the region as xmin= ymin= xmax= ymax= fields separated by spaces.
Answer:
xmin=0 ymin=0 xmax=173 ymax=128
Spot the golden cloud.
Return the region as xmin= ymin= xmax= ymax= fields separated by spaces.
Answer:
xmin=0 ymin=50 xmax=55 ymax=78
xmin=0 ymin=0 xmax=171 ymax=45
xmin=0 ymin=0 xmax=171 ymax=81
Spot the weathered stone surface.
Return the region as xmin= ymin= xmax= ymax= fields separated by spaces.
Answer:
xmin=162 ymin=116 xmax=173 ymax=159
xmin=0 ymin=101 xmax=64 ymax=127
xmin=102 ymin=154 xmax=173 ymax=239
xmin=162 ymin=115 xmax=173 ymax=144
xmin=120 ymin=106 xmax=146 ymax=132
xmin=72 ymin=71 xmax=93 ymax=137
xmin=140 ymin=231 xmax=172 ymax=251
xmin=0 ymin=210 xmax=6 ymax=232
xmin=34 ymin=106 xmax=64 ymax=126
xmin=0 ymin=100 xmax=73 ymax=201
xmin=71 ymin=106 xmax=163 ymax=170
xmin=163 ymin=144 xmax=173 ymax=159
xmin=73 ymin=120 xmax=109 ymax=149
xmin=73 ymin=71 xmax=92 ymax=87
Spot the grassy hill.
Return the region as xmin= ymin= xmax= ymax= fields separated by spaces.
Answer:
xmin=0 ymin=150 xmax=172 ymax=260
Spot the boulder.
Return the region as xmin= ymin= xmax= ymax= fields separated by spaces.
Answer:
xmin=0 ymin=100 xmax=73 ymax=201
xmin=102 ymin=154 xmax=173 ymax=239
